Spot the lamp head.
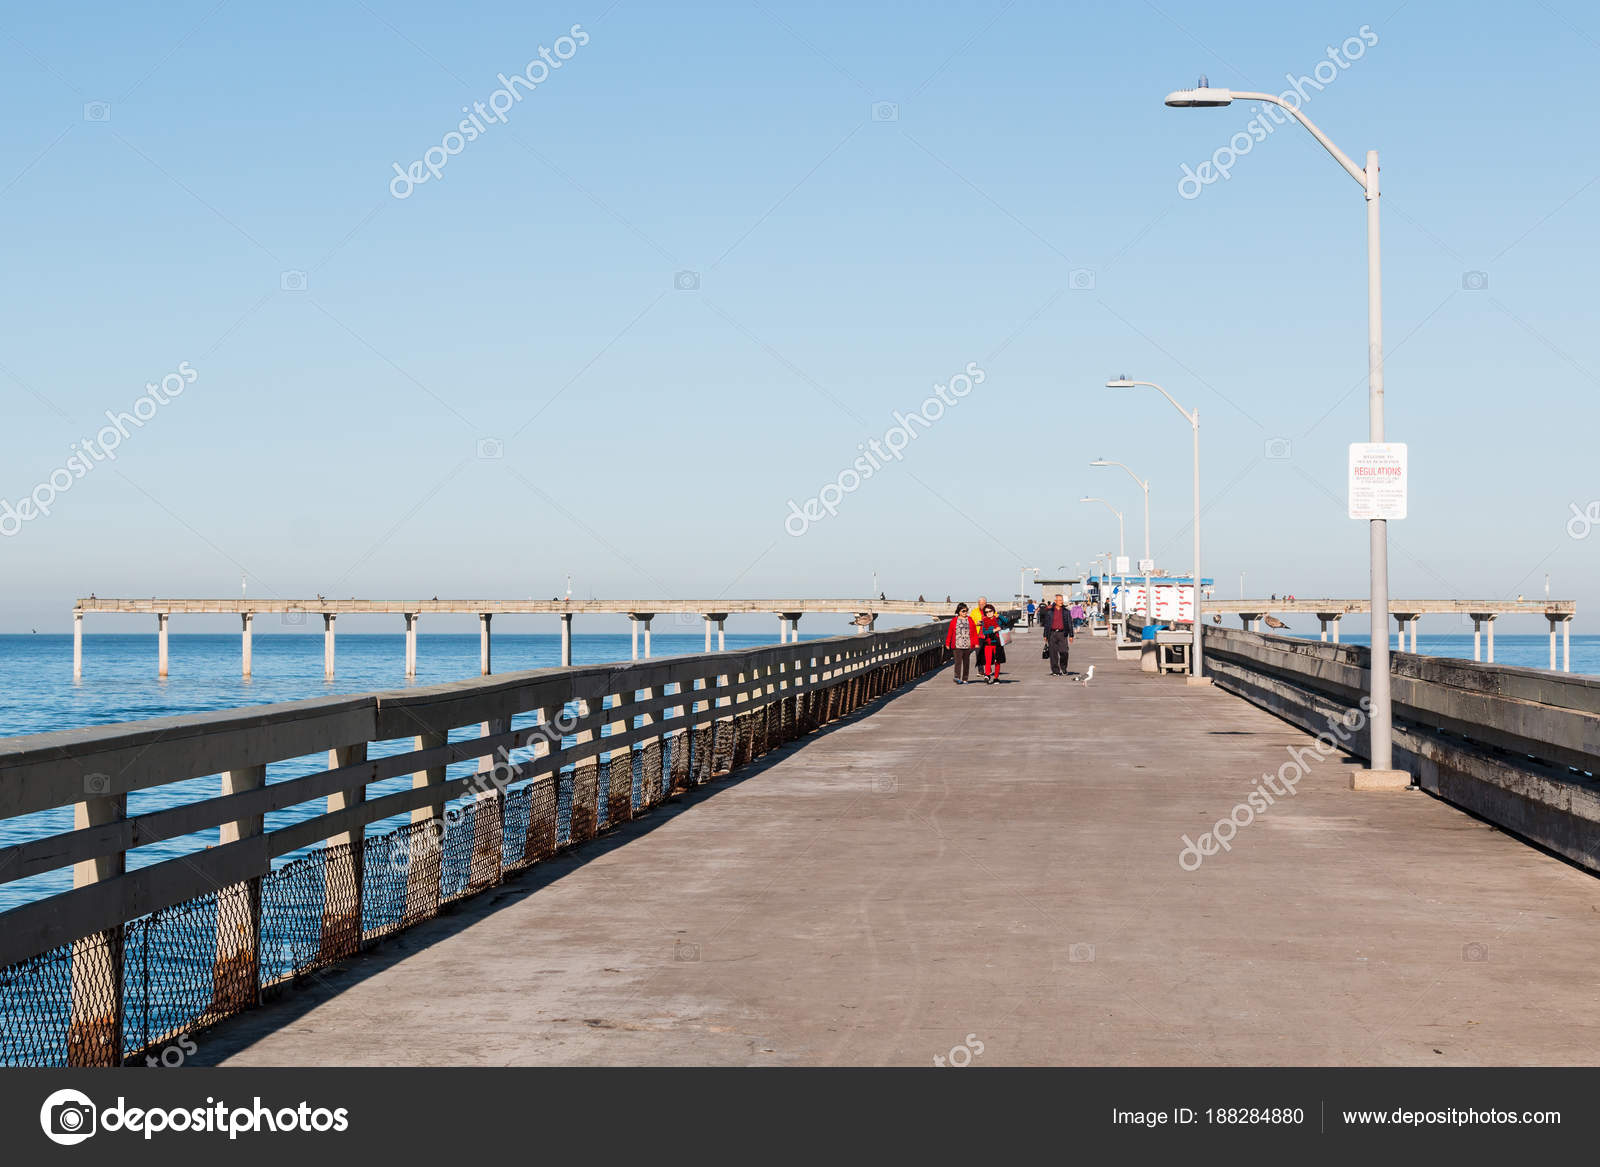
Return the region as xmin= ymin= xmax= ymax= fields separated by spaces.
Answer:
xmin=1106 ymin=375 xmax=1135 ymax=388
xmin=1164 ymin=77 xmax=1233 ymax=108
xmin=1090 ymin=459 xmax=1110 ymax=467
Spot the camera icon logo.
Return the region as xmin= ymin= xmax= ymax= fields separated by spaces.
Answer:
xmin=40 ymin=1088 xmax=97 ymax=1145
xmin=83 ymin=102 xmax=111 ymax=122
xmin=83 ymin=772 xmax=110 ymax=796
xmin=1462 ymin=942 xmax=1488 ymax=962
xmin=673 ymin=939 xmax=700 ymax=962
xmin=1264 ymin=437 xmax=1292 ymax=460
xmin=1068 ymin=942 xmax=1096 ymax=963
xmin=1566 ymin=501 xmax=1599 ymax=540
xmin=873 ymin=774 xmax=897 ymax=794
xmin=476 ymin=437 xmax=503 ymax=460
xmin=280 ymin=270 xmax=308 ymax=292
xmin=1461 ymin=270 xmax=1489 ymax=291
xmin=871 ymin=101 xmax=899 ymax=122
xmin=674 ymin=270 xmax=700 ymax=291
xmin=282 ymin=610 xmax=306 ymax=627
xmin=1069 ymin=268 xmax=1096 ymax=290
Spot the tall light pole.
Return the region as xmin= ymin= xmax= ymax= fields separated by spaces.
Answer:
xmin=1019 ymin=566 xmax=1039 ymax=608
xmin=1081 ymin=499 xmax=1125 ymax=618
xmin=1164 ymin=79 xmax=1394 ymax=772
xmin=1106 ymin=377 xmax=1203 ymax=680
xmin=1093 ymin=458 xmax=1151 ymax=617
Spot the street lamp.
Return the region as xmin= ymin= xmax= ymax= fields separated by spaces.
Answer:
xmin=1081 ymin=498 xmax=1125 ymax=620
xmin=1163 ymin=78 xmax=1396 ymax=775
xmin=1106 ymin=377 xmax=1204 ymax=680
xmin=1093 ymin=458 xmax=1152 ymax=618
xmin=1019 ymin=566 xmax=1039 ymax=608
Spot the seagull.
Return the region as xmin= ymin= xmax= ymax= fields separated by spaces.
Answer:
xmin=1212 ymin=613 xmax=1222 ymax=623
xmin=1076 ymin=664 xmax=1095 ymax=685
xmin=1263 ymin=615 xmax=1290 ymax=630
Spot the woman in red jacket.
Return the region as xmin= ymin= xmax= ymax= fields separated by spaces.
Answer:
xmin=977 ymin=603 xmax=1007 ymax=684
xmin=944 ymin=602 xmax=978 ymax=684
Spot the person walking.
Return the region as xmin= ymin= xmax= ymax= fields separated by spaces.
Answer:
xmin=945 ymin=602 xmax=978 ymax=684
xmin=1040 ymin=593 xmax=1075 ymax=676
xmin=1025 ymin=598 xmax=1036 ymax=627
xmin=977 ymin=603 xmax=1007 ymax=684
xmin=1069 ymin=597 xmax=1085 ymax=630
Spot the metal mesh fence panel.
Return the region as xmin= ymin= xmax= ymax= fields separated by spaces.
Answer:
xmin=570 ymin=762 xmax=599 ymax=844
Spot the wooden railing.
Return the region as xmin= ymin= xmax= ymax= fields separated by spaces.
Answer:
xmin=0 ymin=625 xmax=948 ymax=1065
xmin=1201 ymin=625 xmax=1600 ymax=872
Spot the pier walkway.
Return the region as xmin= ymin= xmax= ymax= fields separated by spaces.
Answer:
xmin=200 ymin=632 xmax=1600 ymax=1066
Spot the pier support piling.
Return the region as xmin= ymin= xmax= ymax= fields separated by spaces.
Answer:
xmin=157 ymin=612 xmax=169 ymax=678
xmin=479 ymin=613 xmax=492 ymax=676
xmin=241 ymin=612 xmax=253 ymax=678
xmin=560 ymin=613 xmax=573 ymax=667
xmin=73 ymin=610 xmax=83 ymax=680
xmin=322 ymin=613 xmax=336 ymax=681
xmin=404 ymin=613 xmax=418 ymax=678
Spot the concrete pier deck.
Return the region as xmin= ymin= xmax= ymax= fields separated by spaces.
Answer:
xmin=202 ymin=632 xmax=1600 ymax=1066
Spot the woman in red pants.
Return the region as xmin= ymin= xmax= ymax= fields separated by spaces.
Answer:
xmin=977 ymin=603 xmax=1007 ymax=684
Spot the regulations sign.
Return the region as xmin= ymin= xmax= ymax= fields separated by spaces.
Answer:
xmin=1348 ymin=442 xmax=1407 ymax=520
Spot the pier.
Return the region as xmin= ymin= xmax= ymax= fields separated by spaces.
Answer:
xmin=5 ymin=612 xmax=1600 ymax=1066
xmin=71 ymin=597 xmax=958 ymax=680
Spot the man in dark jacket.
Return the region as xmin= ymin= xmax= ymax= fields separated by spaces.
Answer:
xmin=1040 ymin=593 xmax=1074 ymax=676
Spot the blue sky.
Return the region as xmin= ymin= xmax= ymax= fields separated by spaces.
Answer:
xmin=1 ymin=0 xmax=1596 ymax=636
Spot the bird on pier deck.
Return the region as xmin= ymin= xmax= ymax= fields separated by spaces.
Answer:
xmin=1263 ymin=615 xmax=1290 ymax=630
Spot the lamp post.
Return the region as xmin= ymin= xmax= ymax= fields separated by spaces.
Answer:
xmin=1163 ymin=78 xmax=1394 ymax=772
xmin=1106 ymin=377 xmax=1203 ymax=679
xmin=1093 ymin=458 xmax=1151 ymax=617
xmin=1081 ymin=499 xmax=1125 ymax=619
xmin=1019 ymin=566 xmax=1039 ymax=611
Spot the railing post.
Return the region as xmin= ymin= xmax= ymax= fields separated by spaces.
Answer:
xmin=319 ymin=742 xmax=367 ymax=956
xmin=470 ymin=718 xmax=508 ymax=888
xmin=214 ymin=763 xmax=265 ymax=1013
xmin=67 ymin=784 xmax=125 ymax=1066
xmin=407 ymin=732 xmax=447 ymax=922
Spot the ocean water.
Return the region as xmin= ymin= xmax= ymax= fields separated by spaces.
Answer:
xmin=0 ymin=632 xmax=806 ymax=913
xmin=1275 ymin=630 xmax=1600 ymax=675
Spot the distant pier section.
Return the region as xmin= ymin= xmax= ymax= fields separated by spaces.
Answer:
xmin=70 ymin=596 xmax=960 ymax=680
xmin=1207 ymin=597 xmax=1577 ymax=669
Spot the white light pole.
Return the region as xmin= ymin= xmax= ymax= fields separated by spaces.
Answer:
xmin=1164 ymin=77 xmax=1394 ymax=768
xmin=1019 ymin=566 xmax=1039 ymax=609
xmin=1093 ymin=458 xmax=1151 ymax=617
xmin=1081 ymin=499 xmax=1125 ymax=619
xmin=1106 ymin=377 xmax=1203 ymax=679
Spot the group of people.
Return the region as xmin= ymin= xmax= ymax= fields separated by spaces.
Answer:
xmin=944 ymin=593 xmax=1080 ymax=684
